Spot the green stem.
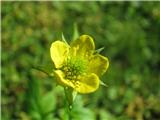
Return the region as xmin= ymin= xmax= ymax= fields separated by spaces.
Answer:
xmin=66 ymin=102 xmax=72 ymax=120
xmin=68 ymin=109 xmax=72 ymax=120
xmin=64 ymin=94 xmax=72 ymax=120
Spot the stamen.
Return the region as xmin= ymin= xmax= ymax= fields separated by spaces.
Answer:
xmin=61 ymin=57 xmax=87 ymax=80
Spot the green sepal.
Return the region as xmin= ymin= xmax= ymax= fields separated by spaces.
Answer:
xmin=100 ymin=80 xmax=108 ymax=87
xmin=61 ymin=33 xmax=69 ymax=46
xmin=72 ymin=23 xmax=79 ymax=41
xmin=64 ymin=87 xmax=77 ymax=109
xmin=95 ymin=47 xmax=105 ymax=54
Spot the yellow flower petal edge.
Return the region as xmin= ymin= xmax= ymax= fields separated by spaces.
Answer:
xmin=70 ymin=35 xmax=95 ymax=58
xmin=88 ymin=54 xmax=109 ymax=76
xmin=75 ymin=73 xmax=100 ymax=94
xmin=50 ymin=41 xmax=69 ymax=68
xmin=54 ymin=71 xmax=99 ymax=93
xmin=54 ymin=70 xmax=75 ymax=88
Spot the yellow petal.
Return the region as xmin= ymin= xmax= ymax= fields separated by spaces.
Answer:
xmin=54 ymin=70 xmax=99 ymax=94
xmin=54 ymin=70 xmax=74 ymax=88
xmin=70 ymin=35 xmax=95 ymax=58
xmin=74 ymin=73 xmax=99 ymax=94
xmin=50 ymin=41 xmax=69 ymax=68
xmin=88 ymin=54 xmax=109 ymax=76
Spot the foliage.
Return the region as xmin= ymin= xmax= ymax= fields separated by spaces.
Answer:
xmin=1 ymin=1 xmax=160 ymax=120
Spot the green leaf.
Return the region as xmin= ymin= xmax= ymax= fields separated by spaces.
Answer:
xmin=30 ymin=110 xmax=41 ymax=120
xmin=40 ymin=90 xmax=56 ymax=116
xmin=72 ymin=23 xmax=79 ymax=41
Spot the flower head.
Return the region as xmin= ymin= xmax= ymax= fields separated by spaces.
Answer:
xmin=50 ymin=35 xmax=109 ymax=94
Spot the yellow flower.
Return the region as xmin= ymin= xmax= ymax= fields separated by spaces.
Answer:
xmin=50 ymin=35 xmax=109 ymax=94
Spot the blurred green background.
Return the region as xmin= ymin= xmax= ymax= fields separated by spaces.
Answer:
xmin=1 ymin=1 xmax=160 ymax=120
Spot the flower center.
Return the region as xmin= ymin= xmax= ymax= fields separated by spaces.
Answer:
xmin=61 ymin=57 xmax=87 ymax=80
